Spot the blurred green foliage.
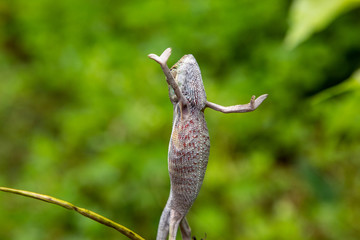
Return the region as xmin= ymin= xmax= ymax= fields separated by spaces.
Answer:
xmin=1 ymin=0 xmax=360 ymax=239
xmin=285 ymin=0 xmax=360 ymax=48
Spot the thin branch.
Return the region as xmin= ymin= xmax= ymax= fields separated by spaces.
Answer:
xmin=206 ymin=94 xmax=268 ymax=113
xmin=0 ymin=187 xmax=145 ymax=240
xmin=148 ymin=48 xmax=188 ymax=105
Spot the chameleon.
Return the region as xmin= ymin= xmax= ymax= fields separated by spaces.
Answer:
xmin=148 ymin=48 xmax=268 ymax=240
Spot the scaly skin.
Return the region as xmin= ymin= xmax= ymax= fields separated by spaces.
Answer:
xmin=157 ymin=55 xmax=209 ymax=240
xmin=149 ymin=48 xmax=268 ymax=240
xmin=168 ymin=108 xmax=210 ymax=215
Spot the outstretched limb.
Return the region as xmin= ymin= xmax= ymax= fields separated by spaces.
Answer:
xmin=148 ymin=48 xmax=188 ymax=105
xmin=206 ymin=94 xmax=268 ymax=113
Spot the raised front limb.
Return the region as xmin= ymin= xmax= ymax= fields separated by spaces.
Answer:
xmin=148 ymin=48 xmax=188 ymax=106
xmin=206 ymin=94 xmax=268 ymax=113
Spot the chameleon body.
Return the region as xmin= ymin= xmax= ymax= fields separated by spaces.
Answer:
xmin=157 ymin=55 xmax=210 ymax=240
xmin=149 ymin=48 xmax=268 ymax=240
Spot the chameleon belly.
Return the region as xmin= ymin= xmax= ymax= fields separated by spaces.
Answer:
xmin=168 ymin=110 xmax=210 ymax=214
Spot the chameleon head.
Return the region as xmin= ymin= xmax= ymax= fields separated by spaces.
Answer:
xmin=169 ymin=54 xmax=207 ymax=110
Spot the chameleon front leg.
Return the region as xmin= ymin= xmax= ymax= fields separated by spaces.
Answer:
xmin=148 ymin=48 xmax=189 ymax=106
xmin=206 ymin=94 xmax=268 ymax=113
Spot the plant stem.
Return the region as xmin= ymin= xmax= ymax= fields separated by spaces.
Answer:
xmin=0 ymin=187 xmax=145 ymax=240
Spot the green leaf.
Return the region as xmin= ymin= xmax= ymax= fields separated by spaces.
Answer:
xmin=311 ymin=68 xmax=360 ymax=104
xmin=285 ymin=0 xmax=360 ymax=49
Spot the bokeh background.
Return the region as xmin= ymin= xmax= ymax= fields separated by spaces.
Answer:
xmin=1 ymin=0 xmax=360 ymax=239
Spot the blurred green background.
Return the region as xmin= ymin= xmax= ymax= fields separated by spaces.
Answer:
xmin=1 ymin=0 xmax=360 ymax=239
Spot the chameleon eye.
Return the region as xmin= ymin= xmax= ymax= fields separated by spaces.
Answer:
xmin=171 ymin=69 xmax=177 ymax=79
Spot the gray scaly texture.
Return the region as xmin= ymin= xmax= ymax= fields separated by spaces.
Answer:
xmin=157 ymin=55 xmax=210 ymax=240
xmin=149 ymin=48 xmax=268 ymax=240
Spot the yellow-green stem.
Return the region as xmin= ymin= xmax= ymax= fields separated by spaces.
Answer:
xmin=0 ymin=187 xmax=145 ymax=240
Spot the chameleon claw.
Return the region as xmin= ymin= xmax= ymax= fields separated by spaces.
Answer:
xmin=160 ymin=48 xmax=172 ymax=62
xmin=148 ymin=48 xmax=172 ymax=67
xmin=254 ymin=94 xmax=268 ymax=109
xmin=148 ymin=53 xmax=162 ymax=64
xmin=250 ymin=95 xmax=256 ymax=109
